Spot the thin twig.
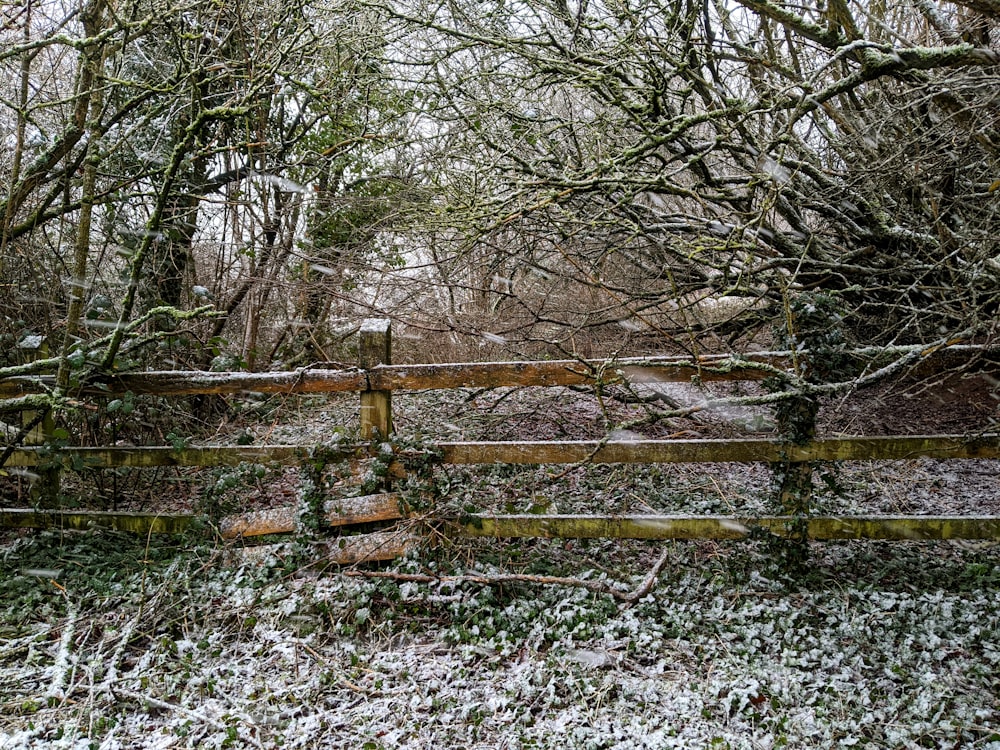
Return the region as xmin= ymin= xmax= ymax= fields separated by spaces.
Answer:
xmin=344 ymin=545 xmax=674 ymax=607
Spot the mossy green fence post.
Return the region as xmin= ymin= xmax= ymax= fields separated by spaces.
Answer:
xmin=16 ymin=335 xmax=59 ymax=505
xmin=773 ymin=390 xmax=818 ymax=563
xmin=770 ymin=292 xmax=851 ymax=565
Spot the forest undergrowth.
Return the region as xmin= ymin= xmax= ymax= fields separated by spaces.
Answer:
xmin=2 ymin=387 xmax=1000 ymax=749
xmin=1 ymin=526 xmax=999 ymax=749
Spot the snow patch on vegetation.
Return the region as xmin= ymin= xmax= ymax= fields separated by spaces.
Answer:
xmin=1 ymin=531 xmax=999 ymax=749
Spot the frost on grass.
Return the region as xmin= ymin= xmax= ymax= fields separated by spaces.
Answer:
xmin=2 ymin=530 xmax=999 ymax=749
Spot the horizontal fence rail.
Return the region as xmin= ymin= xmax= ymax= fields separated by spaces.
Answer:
xmin=2 ymin=344 xmax=996 ymax=399
xmin=458 ymin=514 xmax=1000 ymax=541
xmin=434 ymin=435 xmax=1000 ymax=464
xmin=3 ymin=446 xmax=317 ymax=468
xmin=4 ymin=507 xmax=998 ymax=543
xmin=0 ymin=493 xmax=404 ymax=538
xmin=5 ymin=435 xmax=1000 ymax=470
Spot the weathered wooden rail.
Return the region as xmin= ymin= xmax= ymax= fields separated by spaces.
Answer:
xmin=5 ymin=433 xmax=1000 ymax=470
xmin=2 ymin=319 xmax=1000 ymax=561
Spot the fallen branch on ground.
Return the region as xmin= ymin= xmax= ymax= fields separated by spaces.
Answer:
xmin=344 ymin=546 xmax=673 ymax=606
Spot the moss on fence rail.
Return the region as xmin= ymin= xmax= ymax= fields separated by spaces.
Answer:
xmin=5 ymin=509 xmax=1000 ymax=543
xmin=3 ymin=445 xmax=345 ymax=468
xmin=0 ymin=509 xmax=195 ymax=535
xmin=435 ymin=435 xmax=1000 ymax=464
xmin=1 ymin=493 xmax=404 ymax=539
xmin=457 ymin=514 xmax=1000 ymax=541
xmin=5 ymin=434 xmax=1000 ymax=470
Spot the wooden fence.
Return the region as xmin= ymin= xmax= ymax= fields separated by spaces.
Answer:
xmin=3 ymin=319 xmax=1000 ymax=563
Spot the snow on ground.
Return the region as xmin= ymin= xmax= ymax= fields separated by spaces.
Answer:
xmin=1 ymin=531 xmax=999 ymax=749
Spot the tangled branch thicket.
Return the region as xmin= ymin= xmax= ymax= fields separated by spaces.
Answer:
xmin=374 ymin=0 xmax=1000 ymax=358
xmin=0 ymin=0 xmax=998 ymax=428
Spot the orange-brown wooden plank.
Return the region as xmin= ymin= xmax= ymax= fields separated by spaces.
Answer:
xmin=228 ymin=530 xmax=417 ymax=565
xmin=317 ymin=530 xmax=417 ymax=564
xmin=218 ymin=494 xmax=403 ymax=539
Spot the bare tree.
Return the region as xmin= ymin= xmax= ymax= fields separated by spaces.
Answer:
xmin=369 ymin=0 xmax=999 ymax=358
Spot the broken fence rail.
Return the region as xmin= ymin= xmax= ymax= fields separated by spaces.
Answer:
xmin=0 ymin=494 xmax=401 ymax=537
xmin=0 ymin=494 xmax=412 ymax=564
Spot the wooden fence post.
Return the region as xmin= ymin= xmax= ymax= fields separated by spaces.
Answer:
xmin=17 ymin=335 xmax=59 ymax=504
xmin=359 ymin=319 xmax=392 ymax=440
xmin=773 ymin=392 xmax=818 ymax=564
